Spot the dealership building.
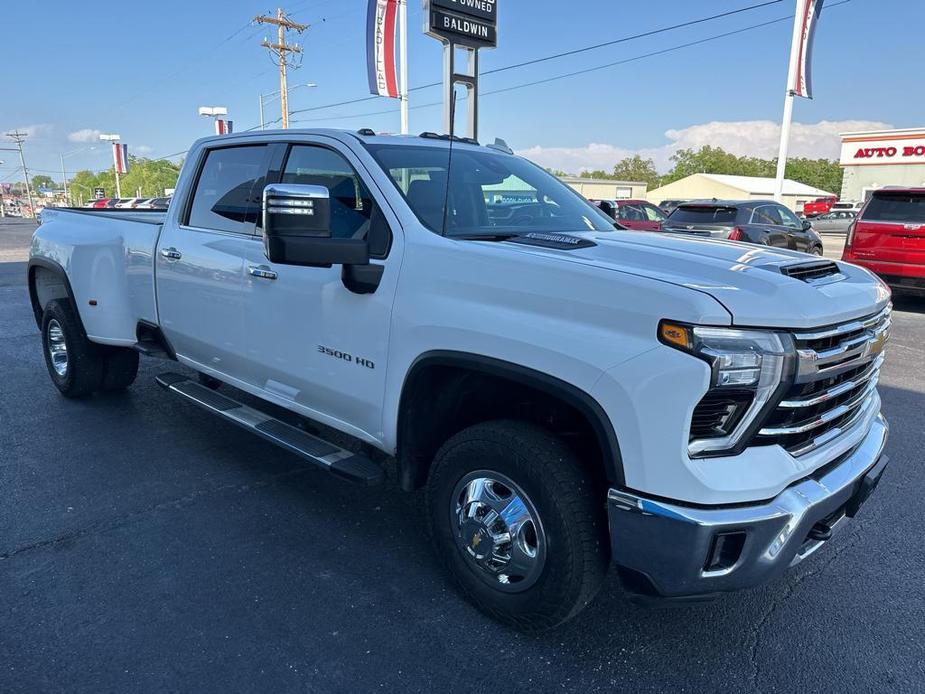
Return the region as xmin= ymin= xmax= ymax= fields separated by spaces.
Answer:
xmin=840 ymin=127 xmax=925 ymax=202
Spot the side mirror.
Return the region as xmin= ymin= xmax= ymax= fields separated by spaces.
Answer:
xmin=802 ymin=219 xmax=813 ymax=231
xmin=262 ymin=183 xmax=369 ymax=267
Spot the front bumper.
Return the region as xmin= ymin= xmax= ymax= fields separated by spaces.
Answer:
xmin=607 ymin=414 xmax=889 ymax=600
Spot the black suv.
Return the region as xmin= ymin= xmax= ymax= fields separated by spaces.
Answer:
xmin=662 ymin=200 xmax=824 ymax=255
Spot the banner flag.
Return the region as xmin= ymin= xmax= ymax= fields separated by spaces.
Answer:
xmin=790 ymin=0 xmax=825 ymax=98
xmin=367 ymin=0 xmax=399 ymax=98
xmin=112 ymin=143 xmax=129 ymax=174
xmin=215 ymin=119 xmax=233 ymax=135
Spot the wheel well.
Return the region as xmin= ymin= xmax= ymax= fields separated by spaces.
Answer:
xmin=396 ymin=354 xmax=623 ymax=491
xmin=28 ymin=263 xmax=74 ymax=329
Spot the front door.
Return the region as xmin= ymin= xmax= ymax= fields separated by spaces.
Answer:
xmin=156 ymin=143 xmax=270 ymax=380
xmin=776 ymin=204 xmax=813 ymax=252
xmin=240 ymin=141 xmax=401 ymax=442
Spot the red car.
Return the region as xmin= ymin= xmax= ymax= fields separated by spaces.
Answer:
xmin=842 ymin=188 xmax=925 ymax=295
xmin=802 ymin=196 xmax=838 ymax=218
xmin=591 ymin=199 xmax=666 ymax=231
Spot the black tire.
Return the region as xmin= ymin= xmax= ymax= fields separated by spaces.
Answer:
xmin=100 ymin=348 xmax=139 ymax=392
xmin=811 ymin=246 xmax=824 ymax=256
xmin=426 ymin=420 xmax=609 ymax=632
xmin=41 ymin=298 xmax=105 ymax=398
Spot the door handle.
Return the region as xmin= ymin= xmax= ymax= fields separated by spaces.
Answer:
xmin=248 ymin=265 xmax=278 ymax=281
xmin=160 ymin=247 xmax=182 ymax=261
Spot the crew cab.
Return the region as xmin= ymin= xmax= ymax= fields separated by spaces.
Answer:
xmin=843 ymin=187 xmax=925 ymax=295
xmin=29 ymin=130 xmax=892 ymax=631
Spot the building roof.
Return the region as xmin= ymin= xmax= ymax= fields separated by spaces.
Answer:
xmin=559 ymin=176 xmax=647 ymax=186
xmin=693 ymin=173 xmax=833 ymax=197
xmin=840 ymin=127 xmax=925 ymax=139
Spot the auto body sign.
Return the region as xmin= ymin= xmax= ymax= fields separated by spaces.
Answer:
xmin=425 ymin=0 xmax=497 ymax=48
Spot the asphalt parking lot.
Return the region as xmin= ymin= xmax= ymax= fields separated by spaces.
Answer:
xmin=1 ymin=218 xmax=923 ymax=693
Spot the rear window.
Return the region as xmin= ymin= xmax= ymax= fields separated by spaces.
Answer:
xmin=668 ymin=206 xmax=738 ymax=224
xmin=862 ymin=192 xmax=925 ymax=224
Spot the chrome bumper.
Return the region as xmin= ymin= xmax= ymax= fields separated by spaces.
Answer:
xmin=607 ymin=414 xmax=889 ymax=599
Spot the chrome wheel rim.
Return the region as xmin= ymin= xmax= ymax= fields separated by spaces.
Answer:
xmin=47 ymin=319 xmax=68 ymax=377
xmin=451 ymin=471 xmax=546 ymax=593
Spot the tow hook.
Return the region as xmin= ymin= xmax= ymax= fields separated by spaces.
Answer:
xmin=808 ymin=521 xmax=833 ymax=542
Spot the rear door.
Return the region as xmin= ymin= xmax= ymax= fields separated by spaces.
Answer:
xmin=749 ymin=205 xmax=791 ymax=248
xmin=156 ymin=144 xmax=271 ymax=380
xmin=852 ymin=191 xmax=925 ymax=265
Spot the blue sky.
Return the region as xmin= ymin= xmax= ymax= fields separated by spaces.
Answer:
xmin=1 ymin=0 xmax=922 ymax=181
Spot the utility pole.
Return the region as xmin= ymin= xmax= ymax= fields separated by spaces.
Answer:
xmin=255 ymin=8 xmax=307 ymax=130
xmin=5 ymin=131 xmax=35 ymax=217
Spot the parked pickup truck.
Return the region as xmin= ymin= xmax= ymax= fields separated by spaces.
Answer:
xmin=29 ymin=130 xmax=893 ymax=631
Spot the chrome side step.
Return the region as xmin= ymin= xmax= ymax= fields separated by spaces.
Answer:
xmin=155 ymin=373 xmax=384 ymax=486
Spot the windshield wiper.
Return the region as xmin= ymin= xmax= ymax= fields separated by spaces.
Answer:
xmin=452 ymin=232 xmax=523 ymax=242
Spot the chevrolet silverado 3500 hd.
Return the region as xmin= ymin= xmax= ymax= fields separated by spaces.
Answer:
xmin=29 ymin=130 xmax=892 ymax=630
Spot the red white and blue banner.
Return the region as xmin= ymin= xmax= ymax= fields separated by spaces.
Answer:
xmin=215 ymin=119 xmax=233 ymax=135
xmin=367 ymin=0 xmax=399 ymax=98
xmin=790 ymin=0 xmax=825 ymax=99
xmin=112 ymin=143 xmax=129 ymax=174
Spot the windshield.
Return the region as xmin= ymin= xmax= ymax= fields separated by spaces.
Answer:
xmin=364 ymin=143 xmax=616 ymax=237
xmin=862 ymin=192 xmax=925 ymax=224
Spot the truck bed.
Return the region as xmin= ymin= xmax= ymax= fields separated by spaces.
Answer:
xmin=32 ymin=207 xmax=165 ymax=346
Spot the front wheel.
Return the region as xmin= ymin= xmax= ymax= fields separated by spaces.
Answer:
xmin=426 ymin=420 xmax=609 ymax=631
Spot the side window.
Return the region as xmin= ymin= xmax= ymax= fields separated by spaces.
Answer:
xmin=642 ymin=204 xmax=665 ymax=222
xmin=188 ymin=145 xmax=268 ymax=234
xmin=617 ymin=204 xmax=645 ymax=221
xmin=282 ymin=145 xmax=373 ymax=241
xmin=777 ymin=206 xmax=803 ymax=229
xmin=751 ymin=206 xmax=778 ymax=225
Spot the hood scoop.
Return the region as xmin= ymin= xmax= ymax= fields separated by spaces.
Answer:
xmin=778 ymin=260 xmax=845 ymax=285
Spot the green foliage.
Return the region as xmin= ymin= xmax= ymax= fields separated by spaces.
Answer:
xmin=32 ymin=174 xmax=56 ymax=191
xmin=660 ymin=146 xmax=843 ymax=194
xmin=612 ymin=155 xmax=660 ymax=189
xmin=782 ymin=158 xmax=844 ymax=197
xmin=67 ymin=157 xmax=182 ymax=203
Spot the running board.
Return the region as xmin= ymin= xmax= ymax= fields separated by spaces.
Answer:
xmin=155 ymin=373 xmax=384 ymax=486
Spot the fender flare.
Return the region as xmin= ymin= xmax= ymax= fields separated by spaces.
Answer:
xmin=398 ymin=350 xmax=626 ymax=487
xmin=27 ymin=257 xmax=82 ymax=331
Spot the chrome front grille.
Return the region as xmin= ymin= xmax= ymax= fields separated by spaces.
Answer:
xmin=755 ymin=306 xmax=891 ymax=456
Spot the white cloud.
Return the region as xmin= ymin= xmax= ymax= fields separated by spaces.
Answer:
xmin=68 ymin=128 xmax=103 ymax=143
xmin=8 ymin=123 xmax=54 ymax=139
xmin=518 ymin=120 xmax=894 ymax=174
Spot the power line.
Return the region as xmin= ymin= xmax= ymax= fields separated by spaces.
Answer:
xmin=289 ymin=0 xmax=852 ymax=127
xmin=289 ymin=0 xmax=786 ymax=118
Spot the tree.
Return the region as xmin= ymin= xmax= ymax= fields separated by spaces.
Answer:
xmin=661 ymin=145 xmax=842 ymax=194
xmin=611 ymin=155 xmax=660 ymax=188
xmin=32 ymin=174 xmax=56 ymax=191
xmin=783 ymin=158 xmax=843 ymax=196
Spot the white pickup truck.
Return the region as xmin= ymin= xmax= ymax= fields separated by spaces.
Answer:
xmin=29 ymin=130 xmax=892 ymax=630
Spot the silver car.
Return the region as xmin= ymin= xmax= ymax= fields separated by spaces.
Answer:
xmin=810 ymin=210 xmax=857 ymax=234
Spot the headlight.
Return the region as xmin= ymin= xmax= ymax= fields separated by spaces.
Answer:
xmin=659 ymin=321 xmax=794 ymax=457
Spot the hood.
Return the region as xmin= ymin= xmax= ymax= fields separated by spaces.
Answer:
xmin=495 ymin=231 xmax=891 ymax=329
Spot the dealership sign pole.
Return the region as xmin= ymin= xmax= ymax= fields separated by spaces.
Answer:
xmin=774 ymin=0 xmax=825 ymax=203
xmin=423 ymin=0 xmax=497 ymax=141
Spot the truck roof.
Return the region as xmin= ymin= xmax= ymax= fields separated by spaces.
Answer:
xmin=194 ymin=128 xmax=506 ymax=154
